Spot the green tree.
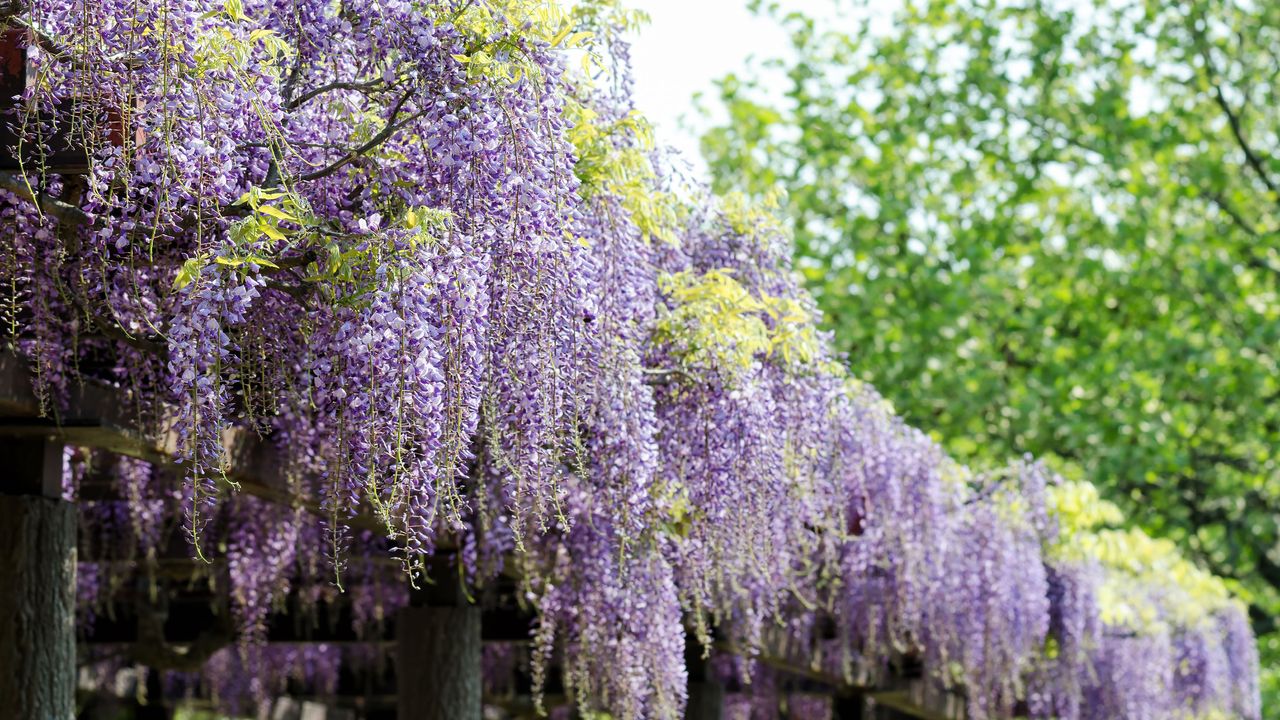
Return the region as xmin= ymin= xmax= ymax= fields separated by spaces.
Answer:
xmin=701 ymin=0 xmax=1280 ymax=703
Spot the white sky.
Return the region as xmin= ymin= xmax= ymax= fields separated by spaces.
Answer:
xmin=624 ymin=0 xmax=837 ymax=175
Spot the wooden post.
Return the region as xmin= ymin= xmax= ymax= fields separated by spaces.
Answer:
xmin=686 ymin=680 xmax=723 ymax=720
xmin=832 ymin=693 xmax=865 ymax=719
xmin=685 ymin=639 xmax=722 ymax=720
xmin=133 ymin=669 xmax=171 ymax=720
xmin=0 ymin=436 xmax=75 ymax=720
xmin=395 ymin=555 xmax=480 ymax=720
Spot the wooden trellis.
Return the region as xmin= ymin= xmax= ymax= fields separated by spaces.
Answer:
xmin=0 ymin=349 xmax=965 ymax=719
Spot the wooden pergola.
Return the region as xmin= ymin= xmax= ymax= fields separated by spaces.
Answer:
xmin=0 ymin=46 xmax=970 ymax=708
xmin=0 ymin=349 xmax=970 ymax=719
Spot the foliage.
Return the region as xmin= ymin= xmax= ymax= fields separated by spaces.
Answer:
xmin=1049 ymin=481 xmax=1238 ymax=632
xmin=653 ymin=267 xmax=820 ymax=374
xmin=0 ymin=0 xmax=1263 ymax=718
xmin=700 ymin=0 xmax=1280 ymax=709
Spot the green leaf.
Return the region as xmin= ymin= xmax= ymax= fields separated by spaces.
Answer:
xmin=174 ymin=256 xmax=206 ymax=290
xmin=259 ymin=222 xmax=287 ymax=242
xmin=257 ymin=205 xmax=300 ymax=224
xmin=699 ymin=0 xmax=1280 ymax=654
xmin=245 ymin=255 xmax=279 ymax=269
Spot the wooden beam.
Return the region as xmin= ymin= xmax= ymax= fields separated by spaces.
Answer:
xmin=866 ymin=677 xmax=965 ymax=720
xmin=2 ymin=352 xmax=968 ymax=720
xmin=0 ymin=350 xmax=384 ymax=532
xmin=80 ymin=585 xmax=531 ymax=645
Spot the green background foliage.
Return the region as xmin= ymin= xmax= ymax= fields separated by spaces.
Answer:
xmin=699 ymin=0 xmax=1280 ymax=708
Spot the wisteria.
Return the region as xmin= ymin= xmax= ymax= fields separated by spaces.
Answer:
xmin=0 ymin=0 xmax=1262 ymax=718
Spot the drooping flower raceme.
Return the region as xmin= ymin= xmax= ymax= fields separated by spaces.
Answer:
xmin=0 ymin=1 xmax=1261 ymax=719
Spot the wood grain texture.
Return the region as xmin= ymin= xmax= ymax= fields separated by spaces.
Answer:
xmin=0 ymin=494 xmax=76 ymax=720
xmin=396 ymin=606 xmax=480 ymax=720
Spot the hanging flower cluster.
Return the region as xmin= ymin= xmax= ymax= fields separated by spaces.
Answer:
xmin=0 ymin=1 xmax=1261 ymax=718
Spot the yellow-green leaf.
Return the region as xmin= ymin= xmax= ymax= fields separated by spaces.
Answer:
xmin=259 ymin=223 xmax=287 ymax=242
xmin=257 ymin=205 xmax=300 ymax=224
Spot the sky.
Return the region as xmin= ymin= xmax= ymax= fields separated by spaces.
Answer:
xmin=623 ymin=0 xmax=836 ymax=174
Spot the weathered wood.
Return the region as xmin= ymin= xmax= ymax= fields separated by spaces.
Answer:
xmin=0 ymin=350 xmax=385 ymax=532
xmin=867 ymin=677 xmax=965 ymax=720
xmin=685 ymin=638 xmax=723 ymax=720
xmin=397 ymin=556 xmax=480 ymax=720
xmin=396 ymin=605 xmax=481 ymax=720
xmin=0 ymin=493 xmax=76 ymax=720
xmin=0 ymin=435 xmax=61 ymax=497
xmin=301 ymin=701 xmax=355 ymax=720
xmin=686 ymin=680 xmax=723 ymax=720
xmin=0 ymin=351 xmax=967 ymax=720
xmin=833 ymin=692 xmax=865 ymax=719
xmin=132 ymin=670 xmax=171 ymax=720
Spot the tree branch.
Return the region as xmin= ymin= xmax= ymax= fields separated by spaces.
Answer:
xmin=285 ymin=78 xmax=389 ymax=110
xmin=298 ymin=91 xmax=420 ymax=182
xmin=1204 ymin=189 xmax=1265 ymax=238
xmin=1208 ymin=79 xmax=1279 ymax=197
xmin=82 ymin=306 xmax=166 ymax=354
xmin=1191 ymin=22 xmax=1280 ymax=200
xmin=641 ymin=367 xmax=697 ymax=385
xmin=0 ymin=171 xmax=91 ymax=225
xmin=0 ymin=1 xmax=26 ymax=23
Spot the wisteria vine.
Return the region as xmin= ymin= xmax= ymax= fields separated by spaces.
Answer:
xmin=0 ymin=0 xmax=1261 ymax=718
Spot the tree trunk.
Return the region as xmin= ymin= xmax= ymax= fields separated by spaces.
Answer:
xmin=396 ymin=605 xmax=481 ymax=720
xmin=0 ymin=493 xmax=76 ymax=720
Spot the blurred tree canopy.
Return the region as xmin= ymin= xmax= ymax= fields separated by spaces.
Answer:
xmin=700 ymin=0 xmax=1280 ymax=694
